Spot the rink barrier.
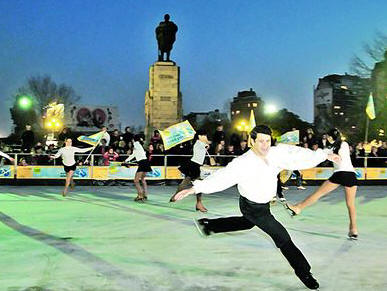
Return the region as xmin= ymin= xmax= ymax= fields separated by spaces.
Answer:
xmin=0 ymin=154 xmax=385 ymax=180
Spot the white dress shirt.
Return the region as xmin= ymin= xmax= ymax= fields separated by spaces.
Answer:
xmin=193 ymin=144 xmax=329 ymax=204
xmin=53 ymin=146 xmax=93 ymax=166
xmin=0 ymin=151 xmax=12 ymax=161
xmin=191 ymin=140 xmax=207 ymax=165
xmin=125 ymin=141 xmax=147 ymax=162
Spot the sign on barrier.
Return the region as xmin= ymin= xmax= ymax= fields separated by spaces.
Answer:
xmin=0 ymin=166 xmax=14 ymax=178
xmin=2 ymin=165 xmax=383 ymax=180
xmin=92 ymin=165 xmax=165 ymax=180
xmin=300 ymin=168 xmax=365 ymax=180
xmin=16 ymin=166 xmax=90 ymax=179
xmin=366 ymin=168 xmax=387 ymax=180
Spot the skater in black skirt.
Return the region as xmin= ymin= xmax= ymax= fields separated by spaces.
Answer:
xmin=170 ymin=129 xmax=210 ymax=212
xmin=287 ymin=128 xmax=359 ymax=239
xmin=125 ymin=135 xmax=152 ymax=202
xmin=50 ymin=138 xmax=93 ymax=196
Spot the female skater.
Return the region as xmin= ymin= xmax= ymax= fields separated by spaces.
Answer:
xmin=50 ymin=138 xmax=93 ymax=196
xmin=125 ymin=135 xmax=152 ymax=202
xmin=287 ymin=128 xmax=359 ymax=239
xmin=170 ymin=129 xmax=211 ymax=212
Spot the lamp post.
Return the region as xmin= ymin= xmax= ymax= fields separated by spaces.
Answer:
xmin=236 ymin=120 xmax=250 ymax=140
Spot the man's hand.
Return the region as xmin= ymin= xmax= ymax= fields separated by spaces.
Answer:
xmin=170 ymin=187 xmax=196 ymax=202
xmin=327 ymin=153 xmax=341 ymax=164
xmin=9 ymin=157 xmax=15 ymax=162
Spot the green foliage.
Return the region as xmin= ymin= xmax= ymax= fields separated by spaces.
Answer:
xmin=262 ymin=109 xmax=312 ymax=134
xmin=9 ymin=75 xmax=81 ymax=137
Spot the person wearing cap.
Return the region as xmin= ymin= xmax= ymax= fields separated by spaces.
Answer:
xmin=171 ymin=124 xmax=341 ymax=290
xmin=287 ymin=128 xmax=359 ymax=240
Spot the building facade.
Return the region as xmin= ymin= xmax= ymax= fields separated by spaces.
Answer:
xmin=314 ymin=74 xmax=370 ymax=135
xmin=184 ymin=109 xmax=228 ymax=129
xmin=230 ymin=88 xmax=263 ymax=129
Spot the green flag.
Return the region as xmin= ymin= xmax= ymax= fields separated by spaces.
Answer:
xmin=365 ymin=93 xmax=376 ymax=120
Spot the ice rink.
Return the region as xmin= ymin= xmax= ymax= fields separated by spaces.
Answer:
xmin=1 ymin=184 xmax=386 ymax=290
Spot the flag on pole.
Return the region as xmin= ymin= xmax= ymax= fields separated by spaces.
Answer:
xmin=278 ymin=130 xmax=299 ymax=145
xmin=249 ymin=109 xmax=256 ymax=131
xmin=247 ymin=110 xmax=256 ymax=147
xmin=77 ymin=131 xmax=105 ymax=146
xmin=365 ymin=93 xmax=376 ymax=120
xmin=160 ymin=120 xmax=196 ymax=150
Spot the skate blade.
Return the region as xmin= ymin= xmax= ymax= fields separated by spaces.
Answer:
xmin=192 ymin=218 xmax=207 ymax=238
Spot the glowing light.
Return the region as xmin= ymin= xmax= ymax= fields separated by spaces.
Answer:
xmin=18 ymin=96 xmax=32 ymax=110
xmin=236 ymin=120 xmax=249 ymax=131
xmin=265 ymin=104 xmax=277 ymax=114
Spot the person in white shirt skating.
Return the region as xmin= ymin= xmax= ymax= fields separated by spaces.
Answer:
xmin=287 ymin=128 xmax=359 ymax=240
xmin=50 ymin=138 xmax=93 ymax=196
xmin=170 ymin=129 xmax=211 ymax=212
xmin=125 ymin=135 xmax=152 ymax=202
xmin=171 ymin=125 xmax=340 ymax=290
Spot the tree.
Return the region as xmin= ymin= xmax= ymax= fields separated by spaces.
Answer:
xmin=350 ymin=32 xmax=387 ymax=141
xmin=263 ymin=109 xmax=312 ymax=135
xmin=10 ymin=75 xmax=81 ymax=136
xmin=350 ymin=32 xmax=387 ymax=77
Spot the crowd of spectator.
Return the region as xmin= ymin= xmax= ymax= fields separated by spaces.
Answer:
xmin=1 ymin=124 xmax=386 ymax=168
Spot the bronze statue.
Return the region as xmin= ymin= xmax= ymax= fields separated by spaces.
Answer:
xmin=155 ymin=14 xmax=178 ymax=61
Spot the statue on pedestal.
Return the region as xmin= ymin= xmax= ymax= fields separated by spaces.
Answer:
xmin=155 ymin=14 xmax=178 ymax=62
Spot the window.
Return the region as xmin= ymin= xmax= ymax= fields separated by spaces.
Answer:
xmin=252 ymin=103 xmax=257 ymax=107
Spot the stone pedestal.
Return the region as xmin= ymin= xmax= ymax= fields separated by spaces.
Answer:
xmin=145 ymin=61 xmax=183 ymax=140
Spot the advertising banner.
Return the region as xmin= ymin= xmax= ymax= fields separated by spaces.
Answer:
xmin=92 ymin=165 xmax=165 ymax=180
xmin=0 ymin=166 xmax=14 ymax=178
xmin=366 ymin=168 xmax=387 ymax=180
xmin=16 ymin=166 xmax=90 ymax=179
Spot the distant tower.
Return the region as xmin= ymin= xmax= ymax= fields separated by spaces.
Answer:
xmin=230 ymin=88 xmax=263 ymax=128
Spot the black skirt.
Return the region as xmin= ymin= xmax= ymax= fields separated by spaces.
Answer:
xmin=137 ymin=159 xmax=152 ymax=173
xmin=64 ymin=163 xmax=77 ymax=173
xmin=328 ymin=171 xmax=358 ymax=187
xmin=178 ymin=160 xmax=201 ymax=180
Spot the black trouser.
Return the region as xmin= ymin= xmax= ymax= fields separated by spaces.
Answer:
xmin=205 ymin=196 xmax=311 ymax=276
xmin=293 ymin=170 xmax=303 ymax=187
xmin=276 ymin=174 xmax=284 ymax=199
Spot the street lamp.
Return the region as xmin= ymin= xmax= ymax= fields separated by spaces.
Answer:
xmin=264 ymin=104 xmax=277 ymax=114
xmin=18 ymin=95 xmax=33 ymax=110
xmin=236 ymin=120 xmax=250 ymax=139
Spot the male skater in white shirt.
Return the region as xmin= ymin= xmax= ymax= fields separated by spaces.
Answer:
xmin=171 ymin=125 xmax=340 ymax=290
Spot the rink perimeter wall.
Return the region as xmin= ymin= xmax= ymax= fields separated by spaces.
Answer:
xmin=0 ymin=165 xmax=386 ymax=180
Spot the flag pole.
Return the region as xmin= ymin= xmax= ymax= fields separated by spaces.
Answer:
xmin=84 ymin=133 xmax=104 ymax=164
xmin=364 ymin=117 xmax=369 ymax=143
